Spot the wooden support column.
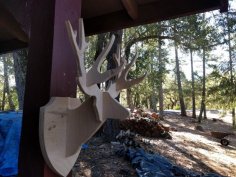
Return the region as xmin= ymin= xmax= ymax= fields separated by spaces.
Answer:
xmin=18 ymin=0 xmax=81 ymax=177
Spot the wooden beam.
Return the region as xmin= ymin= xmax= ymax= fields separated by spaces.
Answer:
xmin=84 ymin=0 xmax=227 ymax=36
xmin=0 ymin=39 xmax=27 ymax=54
xmin=121 ymin=0 xmax=138 ymax=20
xmin=18 ymin=1 xmax=56 ymax=176
xmin=18 ymin=0 xmax=81 ymax=177
xmin=0 ymin=2 xmax=28 ymax=42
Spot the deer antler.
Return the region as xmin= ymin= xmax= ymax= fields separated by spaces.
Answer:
xmin=66 ymin=19 xmax=147 ymax=123
xmin=66 ymin=19 xmax=131 ymax=122
xmin=65 ymin=19 xmax=123 ymax=96
xmin=107 ymin=50 xmax=147 ymax=98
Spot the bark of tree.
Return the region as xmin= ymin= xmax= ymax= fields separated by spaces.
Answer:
xmin=101 ymin=30 xmax=123 ymax=141
xmin=233 ymin=109 xmax=236 ymax=128
xmin=127 ymin=88 xmax=134 ymax=110
xmin=226 ymin=12 xmax=236 ymax=128
xmin=190 ymin=49 xmax=196 ymax=118
xmin=134 ymin=93 xmax=141 ymax=107
xmin=149 ymin=52 xmax=158 ymax=112
xmin=170 ymin=98 xmax=177 ymax=109
xmin=158 ymin=38 xmax=164 ymax=118
xmin=93 ymin=33 xmax=109 ymax=136
xmin=94 ymin=34 xmax=107 ymax=59
xmin=149 ymin=95 xmax=158 ymax=112
xmin=174 ymin=41 xmax=186 ymax=116
xmin=94 ymin=33 xmax=107 ymax=90
xmin=1 ymin=82 xmax=6 ymax=111
xmin=2 ymin=55 xmax=15 ymax=110
xmin=107 ymin=30 xmax=123 ymax=99
xmin=198 ymin=48 xmax=207 ymax=122
xmin=124 ymin=35 xmax=135 ymax=110
xmin=13 ymin=49 xmax=28 ymax=110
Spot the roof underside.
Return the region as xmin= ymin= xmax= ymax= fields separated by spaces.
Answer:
xmin=82 ymin=0 xmax=228 ymax=35
xmin=0 ymin=0 xmax=228 ymax=53
xmin=0 ymin=1 xmax=28 ymax=53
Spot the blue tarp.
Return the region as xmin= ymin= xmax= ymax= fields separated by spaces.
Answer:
xmin=122 ymin=148 xmax=225 ymax=177
xmin=0 ymin=112 xmax=22 ymax=177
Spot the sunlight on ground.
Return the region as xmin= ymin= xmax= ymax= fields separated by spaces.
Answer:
xmin=174 ymin=131 xmax=236 ymax=167
xmin=160 ymin=114 xmax=236 ymax=177
xmin=140 ymin=113 xmax=236 ymax=177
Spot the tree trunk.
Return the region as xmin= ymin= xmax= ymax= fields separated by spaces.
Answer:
xmin=190 ymin=49 xmax=196 ymax=118
xmin=170 ymin=98 xmax=175 ymax=109
xmin=102 ymin=30 xmax=123 ymax=141
xmin=93 ymin=33 xmax=109 ymax=136
xmin=13 ymin=49 xmax=28 ymax=110
xmin=94 ymin=33 xmax=107 ymax=60
xmin=202 ymin=48 xmax=207 ymax=119
xmin=124 ymin=32 xmax=135 ymax=111
xmin=149 ymin=95 xmax=158 ymax=112
xmin=174 ymin=41 xmax=186 ymax=116
xmin=1 ymin=82 xmax=6 ymax=111
xmin=94 ymin=33 xmax=107 ymax=90
xmin=2 ymin=55 xmax=15 ymax=110
xmin=134 ymin=93 xmax=141 ymax=107
xmin=227 ymin=12 xmax=236 ymax=128
xmin=198 ymin=49 xmax=207 ymax=122
xmin=233 ymin=108 xmax=236 ymax=128
xmin=107 ymin=30 xmax=123 ymax=100
xmin=158 ymin=38 xmax=164 ymax=118
xmin=127 ymin=88 xmax=134 ymax=110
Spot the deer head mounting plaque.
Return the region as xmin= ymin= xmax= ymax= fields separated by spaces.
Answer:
xmin=39 ymin=19 xmax=146 ymax=177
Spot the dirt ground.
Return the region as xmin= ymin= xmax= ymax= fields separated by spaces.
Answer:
xmin=73 ymin=112 xmax=236 ymax=177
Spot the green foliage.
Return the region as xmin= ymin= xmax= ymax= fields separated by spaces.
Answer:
xmin=208 ymin=71 xmax=236 ymax=109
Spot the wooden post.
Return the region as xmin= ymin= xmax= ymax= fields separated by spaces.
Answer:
xmin=18 ymin=0 xmax=81 ymax=177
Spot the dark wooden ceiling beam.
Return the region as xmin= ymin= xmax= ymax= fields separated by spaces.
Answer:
xmin=0 ymin=2 xmax=29 ymax=42
xmin=0 ymin=39 xmax=27 ymax=54
xmin=84 ymin=0 xmax=227 ymax=36
xmin=121 ymin=0 xmax=138 ymax=20
xmin=0 ymin=2 xmax=29 ymax=53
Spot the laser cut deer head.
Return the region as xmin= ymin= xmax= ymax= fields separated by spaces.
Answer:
xmin=39 ymin=18 xmax=146 ymax=177
xmin=66 ymin=19 xmax=146 ymax=122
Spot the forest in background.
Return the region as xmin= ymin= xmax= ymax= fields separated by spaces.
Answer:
xmin=0 ymin=1 xmax=235 ymax=127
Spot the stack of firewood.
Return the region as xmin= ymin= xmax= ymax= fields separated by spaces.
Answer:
xmin=120 ymin=119 xmax=173 ymax=139
xmin=131 ymin=108 xmax=159 ymax=120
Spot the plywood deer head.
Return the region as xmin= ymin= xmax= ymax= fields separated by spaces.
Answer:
xmin=39 ymin=19 xmax=146 ymax=177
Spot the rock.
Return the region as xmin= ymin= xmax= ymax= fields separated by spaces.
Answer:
xmin=119 ymin=169 xmax=132 ymax=176
xmin=195 ymin=125 xmax=204 ymax=132
xmin=83 ymin=169 xmax=91 ymax=176
xmin=141 ymin=112 xmax=148 ymax=117
xmin=212 ymin=118 xmax=218 ymax=122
